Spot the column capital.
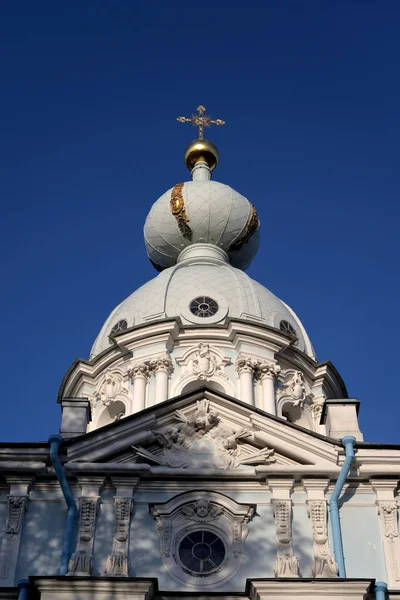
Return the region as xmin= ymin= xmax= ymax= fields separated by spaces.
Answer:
xmin=256 ymin=362 xmax=281 ymax=381
xmin=235 ymin=354 xmax=257 ymax=375
xmin=128 ymin=362 xmax=151 ymax=380
xmin=150 ymin=356 xmax=174 ymax=375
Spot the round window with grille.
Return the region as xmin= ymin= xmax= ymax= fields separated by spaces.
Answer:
xmin=189 ymin=297 xmax=219 ymax=318
xmin=178 ymin=530 xmax=226 ymax=576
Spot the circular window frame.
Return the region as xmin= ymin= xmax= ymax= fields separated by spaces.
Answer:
xmin=177 ymin=529 xmax=226 ymax=577
xmin=180 ymin=292 xmax=228 ymax=325
xmin=189 ymin=296 xmax=219 ymax=319
xmin=170 ymin=524 xmax=233 ymax=586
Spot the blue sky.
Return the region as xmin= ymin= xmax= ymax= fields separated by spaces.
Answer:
xmin=0 ymin=1 xmax=399 ymax=443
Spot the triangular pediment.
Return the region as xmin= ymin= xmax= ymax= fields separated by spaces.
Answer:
xmin=65 ymin=387 xmax=341 ymax=475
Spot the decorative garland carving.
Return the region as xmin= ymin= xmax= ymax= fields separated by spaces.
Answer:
xmin=272 ymin=500 xmax=299 ymax=577
xmin=229 ymin=202 xmax=259 ymax=251
xmin=277 ymin=371 xmax=307 ymax=407
xmin=132 ymin=398 xmax=275 ymax=470
xmin=5 ymin=496 xmax=27 ymax=539
xmin=377 ymin=501 xmax=399 ymax=542
xmin=307 ymin=500 xmax=338 ymax=577
xmin=68 ymin=497 xmax=99 ymax=575
xmin=170 ymin=183 xmax=192 ymax=240
xmin=105 ymin=497 xmax=134 ymax=576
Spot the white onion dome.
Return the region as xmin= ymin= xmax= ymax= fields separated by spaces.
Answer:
xmin=144 ymin=160 xmax=260 ymax=272
xmin=90 ymin=244 xmax=315 ymax=359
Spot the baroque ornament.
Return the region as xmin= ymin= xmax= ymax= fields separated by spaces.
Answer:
xmin=229 ymin=203 xmax=259 ymax=252
xmin=181 ymin=499 xmax=223 ymax=522
xmin=307 ymin=500 xmax=338 ymax=577
xmin=68 ymin=497 xmax=99 ymax=575
xmin=377 ymin=501 xmax=399 ymax=542
xmin=272 ymin=500 xmax=299 ymax=578
xmin=95 ymin=370 xmax=129 ymax=408
xmin=105 ymin=497 xmax=134 ymax=577
xmin=5 ymin=496 xmax=27 ymax=540
xmin=178 ymin=343 xmax=229 ymax=381
xmin=277 ymin=371 xmax=307 ymax=407
xmin=170 ymin=183 xmax=192 ymax=240
xmin=132 ymin=399 xmax=275 ymax=470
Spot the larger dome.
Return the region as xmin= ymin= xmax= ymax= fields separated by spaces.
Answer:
xmin=144 ymin=162 xmax=260 ymax=272
xmin=90 ymin=245 xmax=315 ymax=358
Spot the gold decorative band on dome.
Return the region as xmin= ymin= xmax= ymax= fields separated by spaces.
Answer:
xmin=229 ymin=203 xmax=259 ymax=252
xmin=170 ymin=183 xmax=192 ymax=240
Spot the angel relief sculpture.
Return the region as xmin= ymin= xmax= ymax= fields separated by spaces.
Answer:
xmin=132 ymin=399 xmax=275 ymax=470
xmin=181 ymin=499 xmax=223 ymax=522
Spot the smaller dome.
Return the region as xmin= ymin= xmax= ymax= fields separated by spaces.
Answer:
xmin=144 ymin=163 xmax=260 ymax=272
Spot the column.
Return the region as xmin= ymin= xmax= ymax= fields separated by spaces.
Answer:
xmin=129 ymin=363 xmax=150 ymax=412
xmin=152 ymin=357 xmax=173 ymax=405
xmin=268 ymin=479 xmax=299 ymax=577
xmin=257 ymin=363 xmax=281 ymax=415
xmin=105 ymin=477 xmax=139 ymax=577
xmin=371 ymin=479 xmax=400 ymax=589
xmin=302 ymin=479 xmax=338 ymax=577
xmin=235 ymin=355 xmax=256 ymax=405
xmin=0 ymin=476 xmax=32 ymax=585
xmin=68 ymin=477 xmax=105 ymax=576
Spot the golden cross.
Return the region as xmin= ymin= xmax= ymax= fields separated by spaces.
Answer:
xmin=177 ymin=105 xmax=225 ymax=140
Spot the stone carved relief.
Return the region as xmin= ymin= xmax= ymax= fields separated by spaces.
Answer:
xmin=272 ymin=500 xmax=299 ymax=577
xmin=5 ymin=496 xmax=27 ymax=539
xmin=68 ymin=497 xmax=99 ymax=575
xmin=105 ymin=497 xmax=133 ymax=576
xmin=178 ymin=343 xmax=230 ymax=381
xmin=376 ymin=500 xmax=400 ymax=583
xmin=95 ymin=370 xmax=129 ymax=408
xmin=235 ymin=355 xmax=258 ymax=375
xmin=181 ymin=499 xmax=223 ymax=522
xmin=132 ymin=399 xmax=275 ymax=470
xmin=277 ymin=371 xmax=307 ymax=407
xmin=307 ymin=500 xmax=338 ymax=577
xmin=377 ymin=501 xmax=399 ymax=542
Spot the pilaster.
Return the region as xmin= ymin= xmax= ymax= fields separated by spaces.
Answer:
xmin=0 ymin=476 xmax=33 ymax=585
xmin=371 ymin=478 xmax=400 ymax=589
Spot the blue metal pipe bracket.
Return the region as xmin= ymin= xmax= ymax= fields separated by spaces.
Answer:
xmin=330 ymin=435 xmax=356 ymax=578
xmin=48 ymin=434 xmax=77 ymax=576
xmin=17 ymin=579 xmax=30 ymax=600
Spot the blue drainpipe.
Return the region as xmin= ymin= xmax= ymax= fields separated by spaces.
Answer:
xmin=375 ymin=581 xmax=388 ymax=600
xmin=17 ymin=579 xmax=30 ymax=600
xmin=48 ymin=434 xmax=77 ymax=576
xmin=329 ymin=435 xmax=356 ymax=578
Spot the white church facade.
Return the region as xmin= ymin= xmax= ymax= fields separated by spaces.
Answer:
xmin=0 ymin=107 xmax=399 ymax=600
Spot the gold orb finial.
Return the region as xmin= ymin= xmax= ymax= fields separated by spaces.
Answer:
xmin=177 ymin=105 xmax=225 ymax=171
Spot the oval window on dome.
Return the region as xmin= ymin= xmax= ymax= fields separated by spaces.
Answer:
xmin=110 ymin=319 xmax=128 ymax=336
xmin=178 ymin=530 xmax=226 ymax=576
xmin=189 ymin=296 xmax=219 ymax=318
xmin=279 ymin=320 xmax=297 ymax=339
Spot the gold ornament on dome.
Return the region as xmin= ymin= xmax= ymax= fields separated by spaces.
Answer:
xmin=177 ymin=105 xmax=225 ymax=139
xmin=170 ymin=182 xmax=192 ymax=240
xmin=229 ymin=203 xmax=259 ymax=252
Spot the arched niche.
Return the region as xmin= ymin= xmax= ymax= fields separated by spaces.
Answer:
xmin=96 ymin=400 xmax=127 ymax=428
xmin=279 ymin=399 xmax=313 ymax=430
